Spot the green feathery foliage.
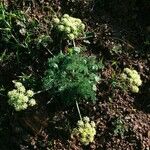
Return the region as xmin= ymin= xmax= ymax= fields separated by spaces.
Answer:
xmin=42 ymin=53 xmax=103 ymax=104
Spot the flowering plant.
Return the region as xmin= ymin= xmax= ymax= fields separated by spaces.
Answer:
xmin=53 ymin=14 xmax=85 ymax=40
xmin=72 ymin=116 xmax=96 ymax=145
xmin=8 ymin=81 xmax=36 ymax=111
xmin=43 ymin=53 xmax=103 ymax=103
xmin=120 ymin=68 xmax=142 ymax=93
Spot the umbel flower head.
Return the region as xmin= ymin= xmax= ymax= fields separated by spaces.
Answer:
xmin=53 ymin=14 xmax=85 ymax=40
xmin=120 ymin=68 xmax=142 ymax=93
xmin=72 ymin=116 xmax=96 ymax=145
xmin=8 ymin=81 xmax=36 ymax=111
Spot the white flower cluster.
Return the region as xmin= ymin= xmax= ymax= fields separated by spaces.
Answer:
xmin=120 ymin=68 xmax=142 ymax=93
xmin=72 ymin=116 xmax=96 ymax=145
xmin=53 ymin=14 xmax=85 ymax=40
xmin=8 ymin=81 xmax=36 ymax=111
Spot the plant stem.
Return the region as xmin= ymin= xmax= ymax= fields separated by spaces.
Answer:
xmin=73 ymin=39 xmax=76 ymax=48
xmin=75 ymin=100 xmax=82 ymax=120
xmin=35 ymin=88 xmax=51 ymax=95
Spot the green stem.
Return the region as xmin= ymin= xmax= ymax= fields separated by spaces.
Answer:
xmin=34 ymin=88 xmax=50 ymax=95
xmin=73 ymin=39 xmax=76 ymax=48
xmin=75 ymin=100 xmax=82 ymax=120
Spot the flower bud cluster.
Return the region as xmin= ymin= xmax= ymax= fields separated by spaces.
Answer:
xmin=8 ymin=81 xmax=36 ymax=111
xmin=120 ymin=68 xmax=142 ymax=93
xmin=72 ymin=116 xmax=96 ymax=145
xmin=53 ymin=14 xmax=85 ymax=40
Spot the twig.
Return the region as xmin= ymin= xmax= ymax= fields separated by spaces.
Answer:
xmin=112 ymin=37 xmax=134 ymax=49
